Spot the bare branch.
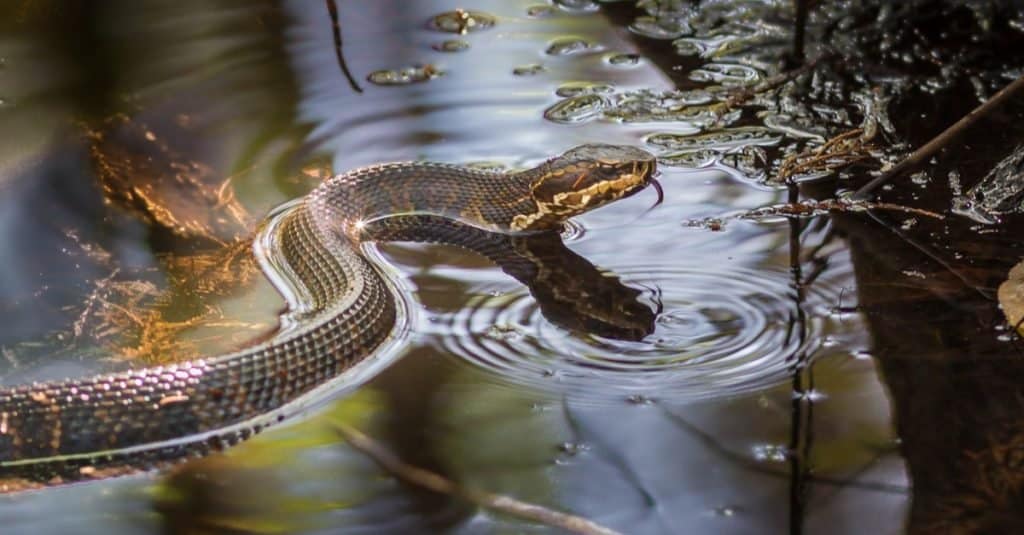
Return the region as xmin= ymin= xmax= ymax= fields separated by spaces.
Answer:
xmin=333 ymin=423 xmax=624 ymax=535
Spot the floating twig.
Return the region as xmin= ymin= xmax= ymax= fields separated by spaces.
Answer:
xmin=333 ymin=423 xmax=623 ymax=535
xmin=853 ymin=74 xmax=1024 ymax=200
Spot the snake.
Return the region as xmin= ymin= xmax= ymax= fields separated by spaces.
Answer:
xmin=0 ymin=143 xmax=658 ymax=478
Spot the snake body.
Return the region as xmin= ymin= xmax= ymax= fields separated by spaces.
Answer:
xmin=0 ymin=144 xmax=656 ymax=474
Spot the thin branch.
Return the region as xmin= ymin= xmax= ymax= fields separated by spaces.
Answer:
xmin=333 ymin=423 xmax=624 ymax=535
xmin=853 ymin=74 xmax=1024 ymax=200
xmin=325 ymin=0 xmax=363 ymax=93
xmin=726 ymin=51 xmax=833 ymax=108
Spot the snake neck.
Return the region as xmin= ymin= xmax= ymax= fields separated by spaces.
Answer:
xmin=310 ymin=162 xmax=539 ymax=240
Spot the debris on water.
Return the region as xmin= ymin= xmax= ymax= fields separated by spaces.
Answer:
xmin=689 ymin=62 xmax=763 ymax=87
xmin=661 ymin=149 xmax=719 ymax=168
xmin=543 ymin=94 xmax=608 ymax=124
xmin=552 ymin=0 xmax=599 ymax=12
xmin=484 ymin=324 xmax=523 ymax=341
xmin=605 ymin=53 xmax=641 ymax=67
xmin=526 ymin=5 xmax=556 ymax=18
xmin=430 ymin=9 xmax=496 ymax=34
xmin=952 ymin=144 xmax=1024 ymax=224
xmin=629 ymin=16 xmax=691 ymax=39
xmin=433 ymin=40 xmax=469 ymax=53
xmin=999 ymin=259 xmax=1024 ymax=335
xmin=554 ymin=81 xmax=615 ymax=98
xmin=512 ymin=63 xmax=546 ymax=76
xmin=545 ymin=36 xmax=597 ymax=56
xmin=367 ymin=65 xmax=443 ymax=86
xmin=684 ymin=217 xmax=726 ymax=231
xmin=646 ymin=127 xmax=782 ymax=152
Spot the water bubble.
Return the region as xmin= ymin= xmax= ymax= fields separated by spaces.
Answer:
xmin=367 ymin=65 xmax=444 ymax=86
xmin=545 ymin=36 xmax=596 ymax=56
xmin=543 ymin=94 xmax=608 ymax=124
xmin=606 ymin=53 xmax=642 ymax=67
xmin=433 ymin=40 xmax=469 ymax=53
xmin=430 ymin=10 xmax=496 ymax=34
xmin=513 ymin=64 xmax=546 ymax=76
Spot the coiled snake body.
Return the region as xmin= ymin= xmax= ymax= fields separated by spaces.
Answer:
xmin=0 ymin=144 xmax=656 ymax=476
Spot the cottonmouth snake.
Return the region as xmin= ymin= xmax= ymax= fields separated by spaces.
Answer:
xmin=0 ymin=144 xmax=657 ymax=478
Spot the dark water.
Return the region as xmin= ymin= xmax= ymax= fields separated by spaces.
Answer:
xmin=2 ymin=1 xmax=1024 ymax=533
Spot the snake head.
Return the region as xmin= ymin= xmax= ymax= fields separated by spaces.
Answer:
xmin=513 ymin=144 xmax=657 ymax=231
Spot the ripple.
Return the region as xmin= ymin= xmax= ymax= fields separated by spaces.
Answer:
xmin=431 ymin=264 xmax=850 ymax=403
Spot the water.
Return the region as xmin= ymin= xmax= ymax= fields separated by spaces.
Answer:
xmin=3 ymin=0 xmax=1024 ymax=533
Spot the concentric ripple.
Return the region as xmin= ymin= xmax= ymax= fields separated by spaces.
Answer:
xmin=429 ymin=263 xmax=853 ymax=403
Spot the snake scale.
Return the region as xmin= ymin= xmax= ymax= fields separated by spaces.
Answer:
xmin=0 ymin=144 xmax=657 ymax=478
